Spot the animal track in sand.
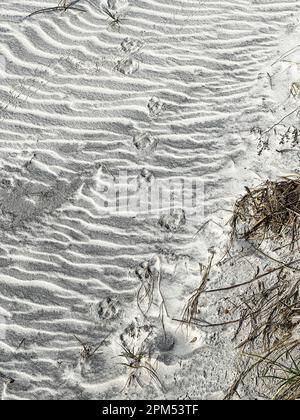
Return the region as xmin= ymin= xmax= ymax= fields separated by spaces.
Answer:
xmin=135 ymin=256 xmax=163 ymax=319
xmin=116 ymin=57 xmax=139 ymax=75
xmin=140 ymin=168 xmax=154 ymax=183
xmin=117 ymin=37 xmax=143 ymax=77
xmin=135 ymin=256 xmax=161 ymax=284
xmin=97 ymin=297 xmax=121 ymax=321
xmin=121 ymin=38 xmax=143 ymax=54
xmin=147 ymin=97 xmax=165 ymax=119
xmin=120 ymin=318 xmax=153 ymax=349
xmin=133 ymin=132 xmax=157 ymax=152
xmin=159 ymin=209 xmax=186 ymax=233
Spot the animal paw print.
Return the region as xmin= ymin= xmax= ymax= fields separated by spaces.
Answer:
xmin=140 ymin=168 xmax=154 ymax=183
xmin=116 ymin=57 xmax=139 ymax=75
xmin=135 ymin=256 xmax=161 ymax=283
xmin=117 ymin=36 xmax=143 ymax=75
xmin=120 ymin=318 xmax=153 ymax=349
xmin=97 ymin=297 xmax=121 ymax=321
xmin=148 ymin=96 xmax=165 ymax=118
xmin=133 ymin=131 xmax=157 ymax=151
xmin=121 ymin=38 xmax=143 ymax=54
xmin=159 ymin=209 xmax=186 ymax=232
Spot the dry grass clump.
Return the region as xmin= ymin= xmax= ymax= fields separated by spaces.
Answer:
xmin=224 ymin=178 xmax=300 ymax=399
xmin=233 ymin=272 xmax=300 ymax=352
xmin=73 ymin=333 xmax=110 ymax=363
xmin=272 ymin=357 xmax=300 ymax=400
xmin=231 ymin=177 xmax=300 ymax=249
xmin=119 ymin=338 xmax=163 ymax=391
xmin=257 ymin=348 xmax=300 ymax=400
xmin=225 ymin=268 xmax=300 ymax=399
xmin=102 ymin=6 xmax=125 ymax=30
xmin=224 ymin=341 xmax=300 ymax=400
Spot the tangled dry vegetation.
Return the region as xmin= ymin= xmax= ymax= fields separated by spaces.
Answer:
xmin=224 ymin=269 xmax=300 ymax=400
xmin=231 ymin=177 xmax=300 ymax=250
xmin=119 ymin=339 xmax=163 ymax=392
xmin=225 ymin=176 xmax=300 ymax=400
xmin=176 ymin=176 xmax=300 ymax=399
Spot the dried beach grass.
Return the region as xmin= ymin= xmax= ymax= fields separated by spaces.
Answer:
xmin=231 ymin=177 xmax=300 ymax=250
xmin=179 ymin=253 xmax=214 ymax=328
xmin=224 ymin=267 xmax=300 ymax=397
xmin=253 ymin=347 xmax=300 ymax=400
xmin=269 ymin=355 xmax=300 ymax=400
xmin=234 ymin=273 xmax=300 ymax=351
xmin=119 ymin=337 xmax=163 ymax=391
xmin=73 ymin=333 xmax=110 ymax=363
xmin=102 ymin=6 xmax=125 ymax=30
xmin=25 ymin=0 xmax=86 ymax=20
xmin=224 ymin=177 xmax=300 ymax=400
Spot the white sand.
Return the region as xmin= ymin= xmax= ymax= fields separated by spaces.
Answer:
xmin=0 ymin=0 xmax=300 ymax=400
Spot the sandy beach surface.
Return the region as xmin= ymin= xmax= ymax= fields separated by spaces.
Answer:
xmin=0 ymin=0 xmax=300 ymax=400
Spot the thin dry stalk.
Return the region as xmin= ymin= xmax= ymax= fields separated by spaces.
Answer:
xmin=181 ymin=254 xmax=214 ymax=327
xmin=74 ymin=333 xmax=110 ymax=362
xmin=137 ymin=265 xmax=156 ymax=317
xmin=102 ymin=6 xmax=125 ymax=30
xmin=25 ymin=0 xmax=85 ymax=19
